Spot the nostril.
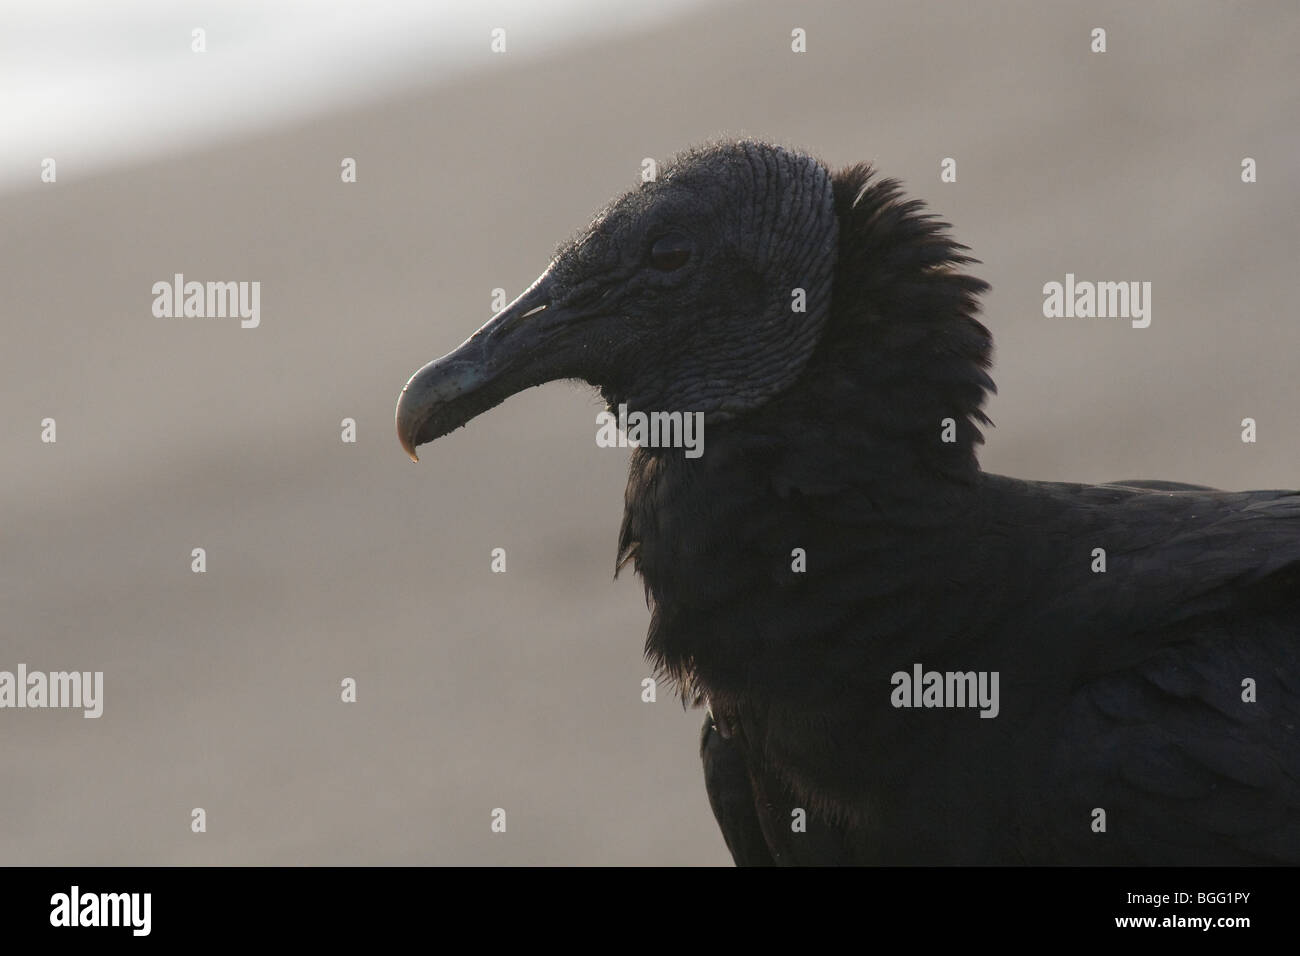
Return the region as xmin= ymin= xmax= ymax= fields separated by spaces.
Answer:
xmin=521 ymin=304 xmax=547 ymax=318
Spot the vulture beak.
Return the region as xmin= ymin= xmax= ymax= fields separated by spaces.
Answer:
xmin=396 ymin=269 xmax=578 ymax=461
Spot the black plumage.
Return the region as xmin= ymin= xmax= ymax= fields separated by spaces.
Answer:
xmin=396 ymin=141 xmax=1300 ymax=865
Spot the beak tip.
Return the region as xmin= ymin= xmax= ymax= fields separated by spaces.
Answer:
xmin=397 ymin=427 xmax=421 ymax=463
xmin=396 ymin=407 xmax=420 ymax=462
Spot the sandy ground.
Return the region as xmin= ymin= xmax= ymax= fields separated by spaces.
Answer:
xmin=1 ymin=0 xmax=1296 ymax=864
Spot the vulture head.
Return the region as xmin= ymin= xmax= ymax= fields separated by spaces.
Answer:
xmin=395 ymin=141 xmax=851 ymax=458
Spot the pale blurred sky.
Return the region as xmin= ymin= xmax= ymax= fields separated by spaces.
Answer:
xmin=0 ymin=0 xmax=710 ymax=190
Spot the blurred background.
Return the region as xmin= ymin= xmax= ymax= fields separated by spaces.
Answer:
xmin=1 ymin=0 xmax=1296 ymax=865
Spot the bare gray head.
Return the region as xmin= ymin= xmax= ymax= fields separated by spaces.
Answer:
xmin=396 ymin=141 xmax=838 ymax=459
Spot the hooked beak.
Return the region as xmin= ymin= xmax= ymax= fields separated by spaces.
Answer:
xmin=396 ymin=269 xmax=584 ymax=461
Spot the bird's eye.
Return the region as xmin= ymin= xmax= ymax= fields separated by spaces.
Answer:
xmin=649 ymin=234 xmax=692 ymax=271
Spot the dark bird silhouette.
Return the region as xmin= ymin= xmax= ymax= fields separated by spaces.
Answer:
xmin=395 ymin=141 xmax=1300 ymax=865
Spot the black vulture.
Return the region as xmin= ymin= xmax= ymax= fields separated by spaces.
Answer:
xmin=395 ymin=140 xmax=1300 ymax=865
